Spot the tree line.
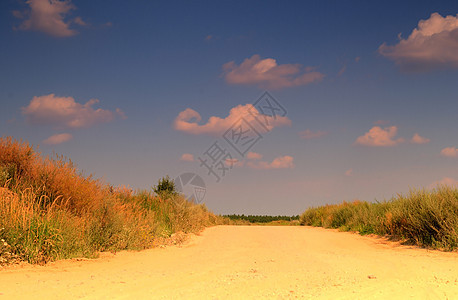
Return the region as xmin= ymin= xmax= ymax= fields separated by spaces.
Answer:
xmin=223 ymin=214 xmax=300 ymax=223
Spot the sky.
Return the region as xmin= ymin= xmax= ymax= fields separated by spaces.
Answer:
xmin=1 ymin=0 xmax=458 ymax=215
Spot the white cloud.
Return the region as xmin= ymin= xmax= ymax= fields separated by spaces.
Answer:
xmin=174 ymin=104 xmax=291 ymax=136
xmin=379 ymin=13 xmax=458 ymax=71
xmin=180 ymin=153 xmax=194 ymax=162
xmin=299 ymin=129 xmax=328 ymax=140
xmin=222 ymin=54 xmax=324 ymax=89
xmin=246 ymin=155 xmax=295 ymax=170
xmin=22 ymin=94 xmax=125 ymax=129
xmin=225 ymin=158 xmax=241 ymax=167
xmin=225 ymin=153 xmax=294 ymax=170
xmin=355 ymin=126 xmax=405 ymax=147
xmin=246 ymin=151 xmax=262 ymax=160
xmin=42 ymin=133 xmax=72 ymax=145
xmin=441 ymin=147 xmax=458 ymax=158
xmin=73 ymin=16 xmax=86 ymax=26
xmin=115 ymin=108 xmax=127 ymax=120
xmin=13 ymin=0 xmax=85 ymax=37
xmin=429 ymin=177 xmax=458 ymax=189
xmin=410 ymin=133 xmax=430 ymax=144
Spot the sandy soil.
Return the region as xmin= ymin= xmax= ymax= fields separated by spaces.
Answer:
xmin=1 ymin=225 xmax=457 ymax=299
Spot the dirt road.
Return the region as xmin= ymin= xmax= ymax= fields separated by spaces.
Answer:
xmin=1 ymin=226 xmax=457 ymax=299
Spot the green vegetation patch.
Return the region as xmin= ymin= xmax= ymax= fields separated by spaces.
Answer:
xmin=224 ymin=214 xmax=300 ymax=224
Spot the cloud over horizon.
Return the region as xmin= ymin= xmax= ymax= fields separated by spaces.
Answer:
xmin=248 ymin=155 xmax=294 ymax=170
xmin=180 ymin=153 xmax=195 ymax=162
xmin=42 ymin=133 xmax=73 ymax=145
xmin=355 ymin=126 xmax=405 ymax=147
xmin=429 ymin=177 xmax=458 ymax=188
xmin=226 ymin=152 xmax=294 ymax=170
xmin=379 ymin=12 xmax=458 ymax=72
xmin=410 ymin=133 xmax=430 ymax=144
xmin=174 ymin=104 xmax=291 ymax=136
xmin=246 ymin=151 xmax=263 ymax=160
xmin=441 ymin=147 xmax=458 ymax=158
xmin=13 ymin=0 xmax=85 ymax=37
xmin=222 ymin=54 xmax=324 ymax=89
xmin=345 ymin=168 xmax=353 ymax=177
xmin=22 ymin=94 xmax=125 ymax=129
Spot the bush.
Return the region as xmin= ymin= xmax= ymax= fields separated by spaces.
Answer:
xmin=153 ymin=175 xmax=177 ymax=199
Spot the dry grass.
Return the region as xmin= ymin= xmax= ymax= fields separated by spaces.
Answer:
xmin=300 ymin=187 xmax=458 ymax=250
xmin=0 ymin=137 xmax=223 ymax=265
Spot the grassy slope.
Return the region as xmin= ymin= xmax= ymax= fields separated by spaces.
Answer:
xmin=0 ymin=137 xmax=224 ymax=265
xmin=300 ymin=188 xmax=458 ymax=250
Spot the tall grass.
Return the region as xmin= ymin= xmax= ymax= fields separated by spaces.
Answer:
xmin=0 ymin=137 xmax=222 ymax=265
xmin=300 ymin=188 xmax=458 ymax=250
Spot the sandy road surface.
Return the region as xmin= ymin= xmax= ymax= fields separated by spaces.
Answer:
xmin=1 ymin=225 xmax=457 ymax=299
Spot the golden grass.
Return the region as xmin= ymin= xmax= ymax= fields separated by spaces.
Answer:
xmin=0 ymin=137 xmax=223 ymax=264
xmin=300 ymin=188 xmax=458 ymax=250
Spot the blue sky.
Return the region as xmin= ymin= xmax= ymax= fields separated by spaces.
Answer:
xmin=1 ymin=0 xmax=458 ymax=215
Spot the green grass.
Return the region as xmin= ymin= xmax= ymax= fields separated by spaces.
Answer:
xmin=300 ymin=188 xmax=458 ymax=250
xmin=0 ymin=137 xmax=223 ymax=265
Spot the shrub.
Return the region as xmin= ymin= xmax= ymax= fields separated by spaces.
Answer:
xmin=153 ymin=175 xmax=177 ymax=199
